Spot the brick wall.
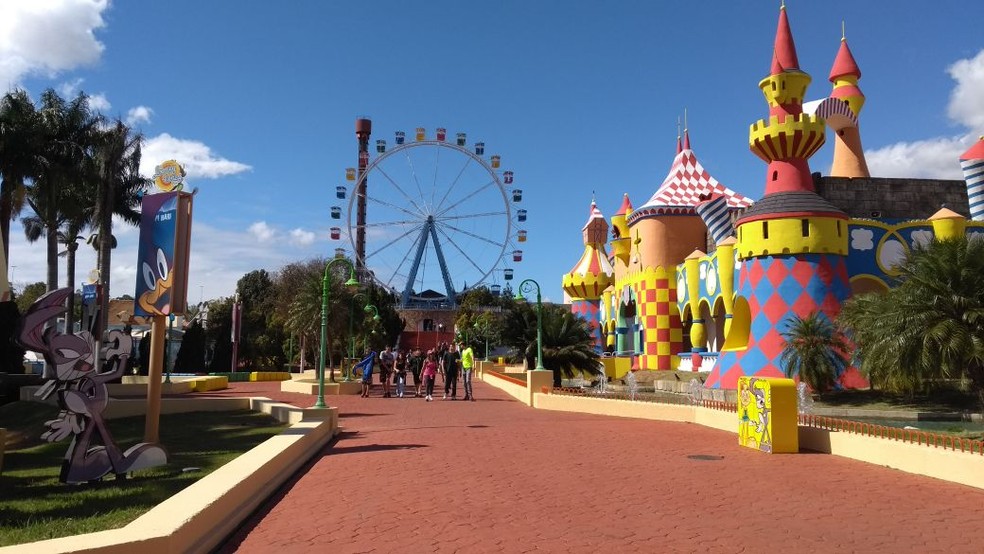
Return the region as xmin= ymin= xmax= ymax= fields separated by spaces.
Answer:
xmin=813 ymin=174 xmax=969 ymax=220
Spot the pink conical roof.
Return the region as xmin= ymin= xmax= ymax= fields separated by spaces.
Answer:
xmin=582 ymin=201 xmax=606 ymax=232
xmin=829 ymin=38 xmax=861 ymax=81
xmin=770 ymin=6 xmax=800 ymax=74
xmin=638 ymin=131 xmax=753 ymax=210
xmin=683 ymin=129 xmax=691 ymax=150
xmin=616 ymin=193 xmax=633 ymax=215
xmin=961 ymin=136 xmax=984 ymax=160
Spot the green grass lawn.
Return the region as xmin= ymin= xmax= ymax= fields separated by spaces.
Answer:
xmin=0 ymin=402 xmax=286 ymax=546
xmin=815 ymin=388 xmax=981 ymax=413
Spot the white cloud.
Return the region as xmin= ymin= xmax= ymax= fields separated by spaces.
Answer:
xmin=866 ymin=49 xmax=984 ymax=180
xmin=87 ymin=92 xmax=110 ymax=113
xmin=947 ymin=49 xmax=984 ymax=132
xmin=248 ymin=221 xmax=276 ymax=243
xmin=7 ymin=217 xmax=331 ymax=302
xmin=289 ymin=228 xmax=316 ymax=246
xmin=126 ymin=105 xmax=153 ymax=126
xmin=865 ymin=135 xmax=973 ymax=180
xmin=0 ymin=0 xmax=108 ymax=90
xmin=141 ymin=133 xmax=252 ymax=180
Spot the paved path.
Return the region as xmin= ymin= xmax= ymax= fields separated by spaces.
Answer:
xmin=215 ymin=379 xmax=984 ymax=553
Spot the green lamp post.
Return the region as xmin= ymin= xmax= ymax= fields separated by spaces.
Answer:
xmin=316 ymin=257 xmax=360 ymax=409
xmin=347 ymin=294 xmax=379 ymax=381
xmin=515 ymin=279 xmax=545 ymax=370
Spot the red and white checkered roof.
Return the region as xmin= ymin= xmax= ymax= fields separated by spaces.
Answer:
xmin=638 ymin=134 xmax=754 ymax=210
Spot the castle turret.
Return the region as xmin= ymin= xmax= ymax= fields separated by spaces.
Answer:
xmin=961 ymin=137 xmax=984 ymax=221
xmin=828 ymin=29 xmax=870 ymax=177
xmin=563 ymin=201 xmax=615 ymax=351
xmin=708 ymin=5 xmax=859 ymax=390
xmin=610 ymin=194 xmax=633 ymax=266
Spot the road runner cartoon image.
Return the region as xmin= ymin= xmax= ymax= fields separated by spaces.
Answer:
xmin=16 ymin=288 xmax=167 ymax=483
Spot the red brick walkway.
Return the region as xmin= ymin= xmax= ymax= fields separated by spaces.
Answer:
xmin=216 ymin=379 xmax=984 ymax=553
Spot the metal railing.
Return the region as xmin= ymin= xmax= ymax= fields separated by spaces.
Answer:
xmin=798 ymin=414 xmax=984 ymax=455
xmin=549 ymin=387 xmax=983 ymax=455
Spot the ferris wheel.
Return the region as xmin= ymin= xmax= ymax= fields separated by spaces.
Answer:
xmin=330 ymin=126 xmax=528 ymax=308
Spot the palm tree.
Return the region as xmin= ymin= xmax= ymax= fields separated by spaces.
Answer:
xmin=502 ymin=300 xmax=601 ymax=387
xmin=21 ymin=90 xmax=100 ymax=293
xmin=839 ymin=236 xmax=984 ymax=407
xmin=779 ymin=311 xmax=849 ymax=393
xmin=0 ymin=89 xmax=43 ymax=269
xmin=92 ymin=120 xmax=146 ymax=336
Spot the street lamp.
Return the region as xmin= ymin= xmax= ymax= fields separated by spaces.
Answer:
xmin=316 ymin=258 xmax=360 ymax=409
xmin=514 ymin=279 xmax=545 ymax=370
xmin=347 ymin=294 xmax=379 ymax=380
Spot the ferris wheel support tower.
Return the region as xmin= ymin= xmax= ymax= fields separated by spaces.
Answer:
xmin=355 ymin=117 xmax=371 ymax=276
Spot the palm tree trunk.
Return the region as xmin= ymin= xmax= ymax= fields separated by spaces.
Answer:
xmin=46 ymin=230 xmax=58 ymax=292
xmin=0 ymin=183 xmax=11 ymax=272
xmin=97 ymin=174 xmax=112 ymax=340
xmin=66 ymin=245 xmax=77 ymax=332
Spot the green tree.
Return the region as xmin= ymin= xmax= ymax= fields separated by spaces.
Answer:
xmin=501 ymin=300 xmax=601 ymax=387
xmin=0 ymin=89 xmax=43 ymax=270
xmin=235 ymin=269 xmax=284 ymax=370
xmin=21 ymin=89 xmax=100 ymax=327
xmin=779 ymin=311 xmax=849 ymax=393
xmin=174 ymin=319 xmax=206 ymax=372
xmin=205 ymin=296 xmax=234 ymax=372
xmin=839 ymin=236 xmax=984 ymax=406
xmin=14 ymin=281 xmax=46 ymax=314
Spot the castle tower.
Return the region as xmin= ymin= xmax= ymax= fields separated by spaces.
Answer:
xmin=707 ymin=5 xmax=862 ymax=390
xmin=962 ymin=137 xmax=984 ymax=221
xmin=619 ymin=128 xmax=752 ymax=370
xmin=610 ymin=194 xmax=633 ymax=268
xmin=828 ymin=29 xmax=870 ymax=177
xmin=563 ymin=201 xmax=615 ymax=351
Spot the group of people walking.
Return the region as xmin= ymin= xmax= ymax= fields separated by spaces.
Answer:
xmin=358 ymin=342 xmax=476 ymax=402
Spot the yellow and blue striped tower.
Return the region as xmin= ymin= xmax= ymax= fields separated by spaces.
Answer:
xmin=563 ymin=201 xmax=615 ymax=351
xmin=707 ymin=5 xmax=861 ymax=390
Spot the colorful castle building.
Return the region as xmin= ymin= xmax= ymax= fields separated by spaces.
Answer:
xmin=562 ymin=4 xmax=984 ymax=390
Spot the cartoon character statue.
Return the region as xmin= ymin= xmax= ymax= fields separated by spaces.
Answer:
xmin=16 ymin=288 xmax=167 ymax=483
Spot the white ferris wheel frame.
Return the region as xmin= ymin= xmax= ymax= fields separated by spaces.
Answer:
xmin=346 ymin=139 xmax=514 ymax=300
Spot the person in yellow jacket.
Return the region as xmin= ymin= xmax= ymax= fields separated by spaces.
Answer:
xmin=460 ymin=343 xmax=475 ymax=401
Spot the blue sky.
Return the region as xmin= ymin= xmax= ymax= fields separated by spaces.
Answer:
xmin=5 ymin=0 xmax=984 ymax=306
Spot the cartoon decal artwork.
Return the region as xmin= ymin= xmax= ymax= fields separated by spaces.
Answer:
xmin=16 ymin=288 xmax=167 ymax=483
xmin=738 ymin=377 xmax=773 ymax=453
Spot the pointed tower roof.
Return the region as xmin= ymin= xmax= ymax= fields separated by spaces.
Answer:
xmin=563 ymin=200 xmax=614 ymax=300
xmin=961 ymin=136 xmax=984 ymax=160
xmin=582 ymin=201 xmax=606 ymax=231
xmin=635 ymin=130 xmax=754 ymax=213
xmin=616 ymin=193 xmax=633 ymax=215
xmin=770 ymin=5 xmax=800 ymax=74
xmin=683 ymin=128 xmax=691 ymax=150
xmin=829 ymin=37 xmax=861 ymax=81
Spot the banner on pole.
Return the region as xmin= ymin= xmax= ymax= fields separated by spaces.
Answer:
xmin=134 ymin=190 xmax=194 ymax=317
